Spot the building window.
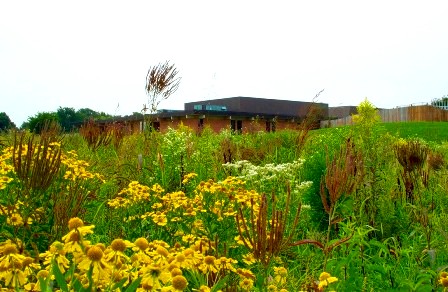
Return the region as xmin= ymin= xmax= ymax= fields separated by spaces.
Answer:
xmin=231 ymin=120 xmax=242 ymax=134
xmin=149 ymin=121 xmax=160 ymax=131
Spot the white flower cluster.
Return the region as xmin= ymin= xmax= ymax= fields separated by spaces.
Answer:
xmin=223 ymin=159 xmax=312 ymax=197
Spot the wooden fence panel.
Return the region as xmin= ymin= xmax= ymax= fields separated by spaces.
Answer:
xmin=321 ymin=105 xmax=448 ymax=128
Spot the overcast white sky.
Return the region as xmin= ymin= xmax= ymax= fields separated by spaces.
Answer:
xmin=1 ymin=1 xmax=448 ymax=126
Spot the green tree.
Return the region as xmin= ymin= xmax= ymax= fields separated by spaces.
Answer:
xmin=431 ymin=94 xmax=448 ymax=107
xmin=76 ymin=108 xmax=113 ymax=122
xmin=77 ymin=108 xmax=98 ymax=121
xmin=57 ymin=107 xmax=82 ymax=132
xmin=24 ymin=112 xmax=59 ymax=134
xmin=0 ymin=112 xmax=16 ymax=131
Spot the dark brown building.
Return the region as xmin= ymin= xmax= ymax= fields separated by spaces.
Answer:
xmin=328 ymin=106 xmax=357 ymax=119
xmin=109 ymin=97 xmax=329 ymax=134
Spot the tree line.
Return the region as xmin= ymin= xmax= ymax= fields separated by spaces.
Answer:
xmin=0 ymin=107 xmax=134 ymax=133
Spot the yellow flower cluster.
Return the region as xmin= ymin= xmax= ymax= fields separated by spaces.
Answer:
xmin=0 ymin=217 xmax=239 ymax=291
xmin=0 ymin=147 xmax=14 ymax=190
xmin=0 ymin=201 xmax=40 ymax=227
xmin=0 ymin=239 xmax=40 ymax=289
xmin=61 ymin=150 xmax=105 ymax=182
xmin=108 ymin=181 xmax=165 ymax=209
xmin=182 ymin=172 xmax=198 ymax=185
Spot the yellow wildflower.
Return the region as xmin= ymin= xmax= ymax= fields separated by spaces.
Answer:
xmin=7 ymin=213 xmax=24 ymax=226
xmin=199 ymin=255 xmax=218 ymax=274
xmin=318 ymin=272 xmax=338 ymax=290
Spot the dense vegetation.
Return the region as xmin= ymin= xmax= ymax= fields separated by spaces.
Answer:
xmin=1 ymin=100 xmax=448 ymax=291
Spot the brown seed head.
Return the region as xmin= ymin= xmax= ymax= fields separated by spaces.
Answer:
xmin=22 ymin=257 xmax=34 ymax=268
xmin=96 ymin=243 xmax=106 ymax=251
xmin=69 ymin=232 xmax=81 ymax=242
xmin=204 ymin=255 xmax=216 ymax=265
xmin=176 ymin=254 xmax=186 ymax=263
xmin=441 ymin=277 xmax=448 ymax=287
xmin=156 ymin=246 xmax=169 ymax=257
xmin=134 ymin=238 xmax=149 ymax=251
xmin=171 ymin=267 xmax=183 ymax=277
xmin=183 ymin=248 xmax=194 ymax=257
xmin=111 ymin=239 xmax=127 ymax=252
xmin=171 ymin=275 xmax=188 ymax=290
xmin=2 ymin=244 xmax=18 ymax=255
xmin=87 ymin=246 xmax=103 ymax=261
xmin=68 ymin=217 xmax=84 ymax=230
xmin=37 ymin=270 xmax=50 ymax=279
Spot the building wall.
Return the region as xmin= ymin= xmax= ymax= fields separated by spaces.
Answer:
xmin=328 ymin=106 xmax=357 ymax=119
xmin=158 ymin=117 xmax=199 ymax=132
xmin=154 ymin=115 xmax=297 ymax=134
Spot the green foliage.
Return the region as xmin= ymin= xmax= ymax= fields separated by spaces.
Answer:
xmin=383 ymin=121 xmax=448 ymax=143
xmin=4 ymin=117 xmax=448 ymax=290
xmin=57 ymin=107 xmax=81 ymax=132
xmin=431 ymin=94 xmax=448 ymax=107
xmin=23 ymin=111 xmax=59 ymax=133
xmin=0 ymin=112 xmax=16 ymax=131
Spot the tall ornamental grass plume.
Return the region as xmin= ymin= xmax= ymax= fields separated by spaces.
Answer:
xmin=12 ymin=130 xmax=62 ymax=192
xmin=394 ymin=138 xmax=429 ymax=203
xmin=79 ymin=118 xmax=113 ymax=151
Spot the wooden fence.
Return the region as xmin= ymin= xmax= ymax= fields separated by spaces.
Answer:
xmin=321 ymin=105 xmax=448 ymax=128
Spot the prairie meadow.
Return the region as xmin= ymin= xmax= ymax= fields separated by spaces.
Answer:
xmin=2 ymin=100 xmax=448 ymax=291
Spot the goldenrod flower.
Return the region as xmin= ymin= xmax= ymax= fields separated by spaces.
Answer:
xmin=318 ymin=272 xmax=338 ymax=290
xmin=62 ymin=218 xmax=95 ymax=241
xmin=77 ymin=245 xmax=112 ymax=285
xmin=63 ymin=230 xmax=90 ymax=258
xmin=239 ymin=278 xmax=254 ymax=291
xmin=182 ymin=172 xmax=197 ymax=185
xmin=40 ymin=241 xmax=70 ymax=273
xmin=242 ymin=253 xmax=257 ymax=265
xmin=199 ymin=255 xmax=218 ymax=274
xmin=140 ymin=263 xmax=171 ymax=290
xmin=197 ymin=286 xmax=211 ymax=292
xmin=236 ymin=268 xmax=255 ymax=280
xmin=152 ymin=212 xmax=168 ymax=226
xmin=4 ymin=266 xmax=27 ymax=288
xmin=7 ymin=213 xmax=24 ymax=226
xmin=215 ymin=256 xmax=237 ymax=272
xmin=273 ymin=266 xmax=287 ymax=285
xmin=182 ymin=234 xmax=196 ymax=245
xmin=440 ymin=272 xmax=448 ymax=287
xmin=0 ymin=243 xmax=25 ymax=268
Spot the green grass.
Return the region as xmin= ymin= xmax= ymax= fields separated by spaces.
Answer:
xmin=382 ymin=121 xmax=448 ymax=143
xmin=313 ymin=121 xmax=448 ymax=144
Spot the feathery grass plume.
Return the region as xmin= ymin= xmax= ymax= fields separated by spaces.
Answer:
xmin=12 ymin=130 xmax=62 ymax=192
xmin=236 ymin=185 xmax=305 ymax=268
xmin=427 ymin=150 xmax=445 ymax=171
xmin=394 ymin=139 xmax=429 ymax=203
xmin=144 ymin=61 xmax=181 ymax=133
xmin=296 ymin=89 xmax=325 ymax=155
xmin=110 ymin=122 xmax=127 ymax=150
xmin=220 ymin=137 xmax=236 ymax=166
xmin=319 ymin=137 xmax=362 ymax=269
xmin=320 ymin=138 xmax=363 ymax=217
xmin=79 ymin=118 xmax=113 ymax=151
